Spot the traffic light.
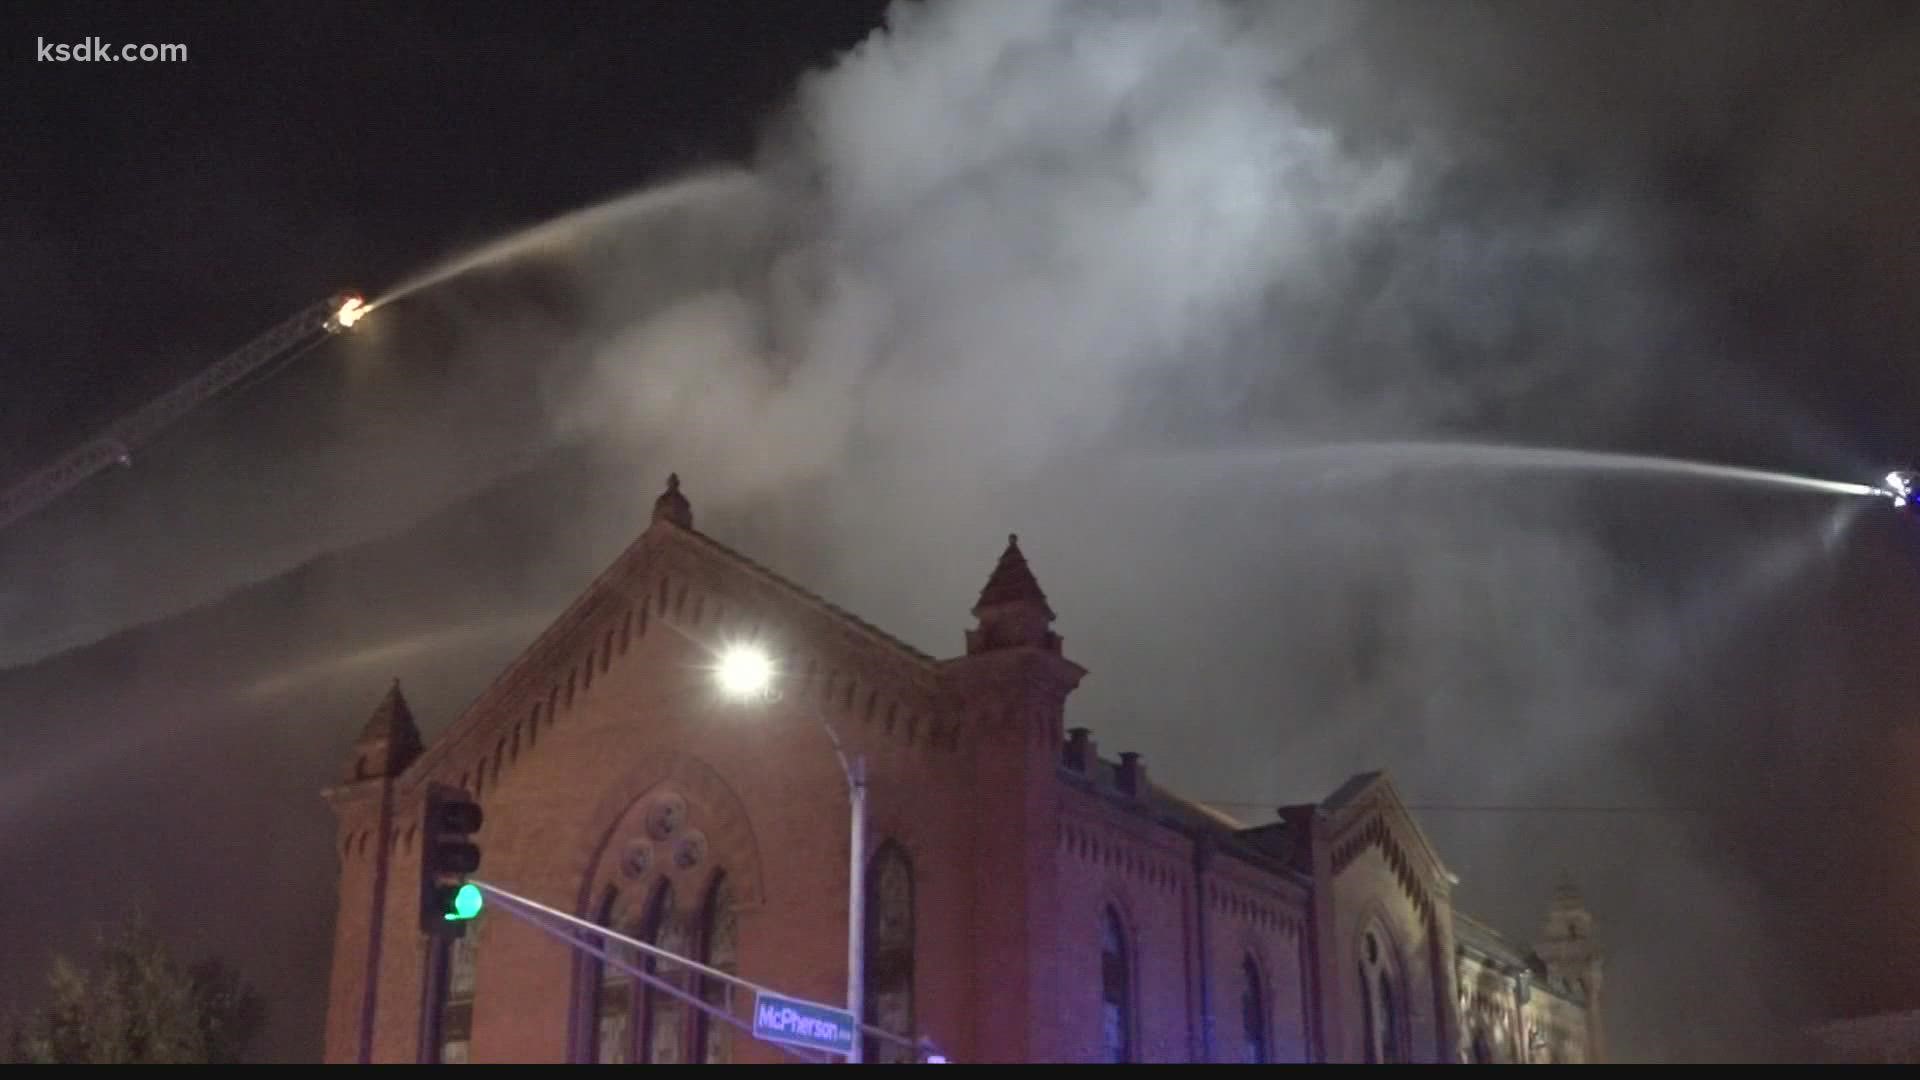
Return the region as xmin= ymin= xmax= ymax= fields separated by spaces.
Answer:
xmin=420 ymin=783 xmax=484 ymax=936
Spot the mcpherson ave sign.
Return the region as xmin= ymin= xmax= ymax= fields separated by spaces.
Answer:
xmin=752 ymin=989 xmax=858 ymax=1057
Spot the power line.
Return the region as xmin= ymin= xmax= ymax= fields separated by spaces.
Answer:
xmin=1194 ymin=797 xmax=1920 ymax=845
xmin=1194 ymin=799 xmax=1858 ymax=817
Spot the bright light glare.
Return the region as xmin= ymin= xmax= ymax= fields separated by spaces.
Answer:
xmin=714 ymin=644 xmax=776 ymax=700
xmin=335 ymin=296 xmax=367 ymax=328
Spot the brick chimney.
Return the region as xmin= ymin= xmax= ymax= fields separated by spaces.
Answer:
xmin=1063 ymin=727 xmax=1097 ymax=773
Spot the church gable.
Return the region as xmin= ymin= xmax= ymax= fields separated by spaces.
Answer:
xmin=1322 ymin=772 xmax=1453 ymax=921
xmin=390 ymin=476 xmax=955 ymax=804
xmin=391 ymin=527 xmax=666 ymax=801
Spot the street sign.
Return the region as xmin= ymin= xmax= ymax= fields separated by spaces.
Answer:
xmin=751 ymin=990 xmax=857 ymax=1057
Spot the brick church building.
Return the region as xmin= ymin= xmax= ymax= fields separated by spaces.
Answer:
xmin=322 ymin=476 xmax=1605 ymax=1064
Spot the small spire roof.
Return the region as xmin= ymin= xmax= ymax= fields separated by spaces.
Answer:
xmin=346 ymin=679 xmax=423 ymax=782
xmin=966 ymin=534 xmax=1063 ymax=654
xmin=358 ymin=679 xmax=419 ymax=746
xmin=974 ymin=534 xmax=1055 ymax=617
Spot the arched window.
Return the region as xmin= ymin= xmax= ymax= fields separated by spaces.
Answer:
xmin=429 ymin=933 xmax=479 ymax=1063
xmin=694 ymin=873 xmax=738 ymax=1064
xmin=864 ymin=842 xmax=916 ymax=1064
xmin=1100 ymin=907 xmax=1132 ymax=1063
xmin=1358 ymin=927 xmax=1403 ymax=1064
xmin=1241 ymin=954 xmax=1268 ymax=1063
xmin=1377 ymin=972 xmax=1400 ymax=1063
xmin=640 ymin=881 xmax=687 ymax=1063
xmin=1359 ymin=962 xmax=1376 ymax=1064
xmin=1471 ymin=1027 xmax=1495 ymax=1064
xmin=592 ymin=889 xmax=632 ymax=1064
xmin=588 ymin=881 xmax=686 ymax=1063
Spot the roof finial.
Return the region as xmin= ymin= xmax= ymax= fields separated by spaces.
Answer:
xmin=652 ymin=471 xmax=693 ymax=528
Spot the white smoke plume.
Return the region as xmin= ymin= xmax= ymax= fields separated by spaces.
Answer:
xmin=534 ymin=2 xmax=1845 ymax=1060
xmin=568 ymin=0 xmax=1411 ymax=497
xmin=518 ymin=4 xmax=1771 ymax=1057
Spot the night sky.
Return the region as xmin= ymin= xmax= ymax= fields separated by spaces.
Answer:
xmin=3 ymin=0 xmax=887 ymax=467
xmin=3 ymin=0 xmax=1920 ymax=1063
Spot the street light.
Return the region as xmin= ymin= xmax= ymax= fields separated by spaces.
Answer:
xmin=714 ymin=644 xmax=777 ymax=699
xmin=714 ymin=642 xmax=868 ymax=1064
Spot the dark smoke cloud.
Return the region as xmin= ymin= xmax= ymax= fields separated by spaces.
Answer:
xmin=4 ymin=0 xmax=1918 ymax=1062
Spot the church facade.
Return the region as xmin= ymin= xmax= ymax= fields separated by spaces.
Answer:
xmin=322 ymin=476 xmax=1604 ymax=1064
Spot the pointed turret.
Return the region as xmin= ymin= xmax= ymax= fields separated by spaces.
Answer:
xmin=1539 ymin=875 xmax=1596 ymax=955
xmin=944 ymin=532 xmax=1084 ymax=1061
xmin=1535 ymin=874 xmax=1606 ymax=1060
xmin=966 ymin=534 xmax=1063 ymax=654
xmin=652 ymin=472 xmax=693 ymax=529
xmin=344 ymin=679 xmax=423 ymax=783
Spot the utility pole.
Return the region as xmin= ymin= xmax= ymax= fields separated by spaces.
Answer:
xmin=709 ymin=641 xmax=870 ymax=1063
xmin=847 ymin=755 xmax=868 ymax=1064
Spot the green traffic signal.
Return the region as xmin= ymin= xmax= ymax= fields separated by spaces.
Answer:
xmin=421 ymin=785 xmax=484 ymax=936
xmin=446 ymin=881 xmax=484 ymax=921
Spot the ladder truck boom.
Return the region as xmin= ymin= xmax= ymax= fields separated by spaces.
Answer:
xmin=0 ymin=292 xmax=368 ymax=533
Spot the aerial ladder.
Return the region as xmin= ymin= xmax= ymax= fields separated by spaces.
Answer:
xmin=0 ymin=292 xmax=369 ymax=533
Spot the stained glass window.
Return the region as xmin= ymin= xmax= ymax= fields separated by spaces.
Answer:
xmin=864 ymin=842 xmax=916 ymax=1064
xmin=1241 ymin=954 xmax=1267 ymax=1063
xmin=1101 ymin=907 xmax=1132 ymax=1063
xmin=695 ymin=874 xmax=738 ymax=1064
xmin=640 ymin=881 xmax=685 ymax=1063
xmin=1358 ymin=928 xmax=1404 ymax=1064
xmin=430 ymin=933 xmax=478 ymax=1063
xmin=594 ymin=889 xmax=632 ymax=1064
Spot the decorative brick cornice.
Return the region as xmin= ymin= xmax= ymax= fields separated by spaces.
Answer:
xmin=382 ymin=508 xmax=975 ymax=807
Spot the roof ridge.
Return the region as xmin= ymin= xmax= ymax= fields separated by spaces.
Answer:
xmin=396 ymin=529 xmax=659 ymax=787
xmin=677 ymin=527 xmax=938 ymax=664
xmin=395 ymin=514 xmax=943 ymax=790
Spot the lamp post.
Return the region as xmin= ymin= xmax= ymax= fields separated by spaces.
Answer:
xmin=715 ymin=644 xmax=867 ymax=1064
